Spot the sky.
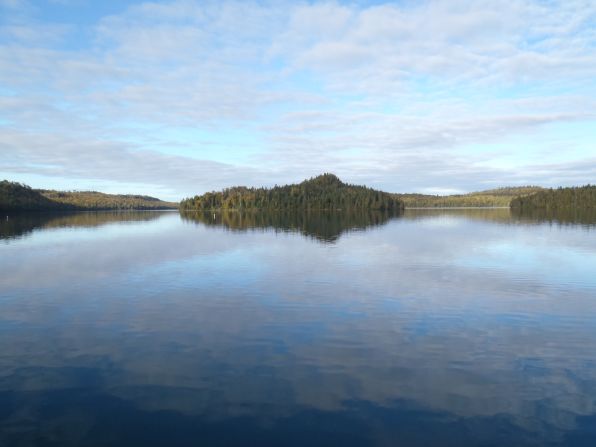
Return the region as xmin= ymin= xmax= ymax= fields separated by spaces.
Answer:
xmin=0 ymin=0 xmax=595 ymax=200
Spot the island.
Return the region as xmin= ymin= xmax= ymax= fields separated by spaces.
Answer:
xmin=0 ymin=180 xmax=178 ymax=211
xmin=179 ymin=173 xmax=404 ymax=211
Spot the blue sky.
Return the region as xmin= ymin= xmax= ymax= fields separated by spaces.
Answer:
xmin=1 ymin=0 xmax=595 ymax=200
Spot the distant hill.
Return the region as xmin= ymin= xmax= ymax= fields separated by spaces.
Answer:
xmin=0 ymin=180 xmax=177 ymax=212
xmin=38 ymin=189 xmax=178 ymax=210
xmin=510 ymin=185 xmax=596 ymax=211
xmin=396 ymin=186 xmax=544 ymax=208
xmin=180 ymin=173 xmax=404 ymax=211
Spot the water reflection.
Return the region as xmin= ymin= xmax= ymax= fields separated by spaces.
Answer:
xmin=405 ymin=207 xmax=596 ymax=227
xmin=1 ymin=209 xmax=596 ymax=446
xmin=180 ymin=209 xmax=400 ymax=242
xmin=510 ymin=206 xmax=596 ymax=227
xmin=0 ymin=211 xmax=170 ymax=240
xmin=181 ymin=208 xmax=596 ymax=244
xmin=404 ymin=207 xmax=513 ymax=223
xmin=3 ymin=207 xmax=594 ymax=243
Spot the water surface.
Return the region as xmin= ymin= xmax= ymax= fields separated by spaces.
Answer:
xmin=1 ymin=209 xmax=595 ymax=446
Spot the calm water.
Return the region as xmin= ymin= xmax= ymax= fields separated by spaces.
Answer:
xmin=1 ymin=209 xmax=596 ymax=446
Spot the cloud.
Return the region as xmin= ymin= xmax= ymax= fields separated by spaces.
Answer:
xmin=0 ymin=0 xmax=595 ymax=198
xmin=0 ymin=128 xmax=280 ymax=199
xmin=0 ymin=0 xmax=28 ymax=9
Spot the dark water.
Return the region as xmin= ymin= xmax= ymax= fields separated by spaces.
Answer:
xmin=1 ymin=209 xmax=596 ymax=446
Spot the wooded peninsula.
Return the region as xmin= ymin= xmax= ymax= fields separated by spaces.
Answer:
xmin=510 ymin=185 xmax=596 ymax=211
xmin=396 ymin=186 xmax=544 ymax=208
xmin=0 ymin=180 xmax=177 ymax=211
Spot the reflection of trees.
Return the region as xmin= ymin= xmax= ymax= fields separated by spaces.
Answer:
xmin=403 ymin=208 xmax=596 ymax=227
xmin=510 ymin=207 xmax=596 ymax=227
xmin=180 ymin=210 xmax=401 ymax=242
xmin=180 ymin=208 xmax=596 ymax=242
xmin=1 ymin=211 xmax=169 ymax=240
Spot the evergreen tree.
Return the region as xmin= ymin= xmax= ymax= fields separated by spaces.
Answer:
xmin=179 ymin=174 xmax=404 ymax=211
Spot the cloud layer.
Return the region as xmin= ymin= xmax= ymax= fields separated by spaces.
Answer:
xmin=1 ymin=0 xmax=595 ymax=199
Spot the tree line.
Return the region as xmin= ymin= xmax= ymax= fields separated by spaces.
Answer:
xmin=396 ymin=186 xmax=544 ymax=208
xmin=179 ymin=174 xmax=404 ymax=212
xmin=510 ymin=185 xmax=596 ymax=211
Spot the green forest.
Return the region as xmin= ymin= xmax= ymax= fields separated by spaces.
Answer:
xmin=5 ymin=177 xmax=594 ymax=215
xmin=397 ymin=186 xmax=544 ymax=207
xmin=0 ymin=180 xmax=177 ymax=211
xmin=179 ymin=174 xmax=404 ymax=211
xmin=510 ymin=185 xmax=596 ymax=211
xmin=0 ymin=181 xmax=61 ymax=211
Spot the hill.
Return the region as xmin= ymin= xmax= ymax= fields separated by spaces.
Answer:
xmin=510 ymin=185 xmax=596 ymax=211
xmin=396 ymin=186 xmax=544 ymax=208
xmin=38 ymin=189 xmax=178 ymax=210
xmin=0 ymin=180 xmax=177 ymax=211
xmin=180 ymin=173 xmax=404 ymax=211
xmin=0 ymin=181 xmax=63 ymax=211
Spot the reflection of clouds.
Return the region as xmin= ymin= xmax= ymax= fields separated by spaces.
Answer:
xmin=1 ymin=210 xmax=596 ymax=443
xmin=415 ymin=216 xmax=464 ymax=228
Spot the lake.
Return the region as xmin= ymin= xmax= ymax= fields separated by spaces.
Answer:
xmin=1 ymin=208 xmax=595 ymax=446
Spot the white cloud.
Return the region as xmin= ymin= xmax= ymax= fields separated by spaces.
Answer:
xmin=0 ymin=0 xmax=595 ymax=198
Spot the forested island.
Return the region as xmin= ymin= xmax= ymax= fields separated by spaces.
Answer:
xmin=179 ymin=174 xmax=404 ymax=211
xmin=0 ymin=180 xmax=177 ymax=211
xmin=510 ymin=185 xmax=596 ymax=211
